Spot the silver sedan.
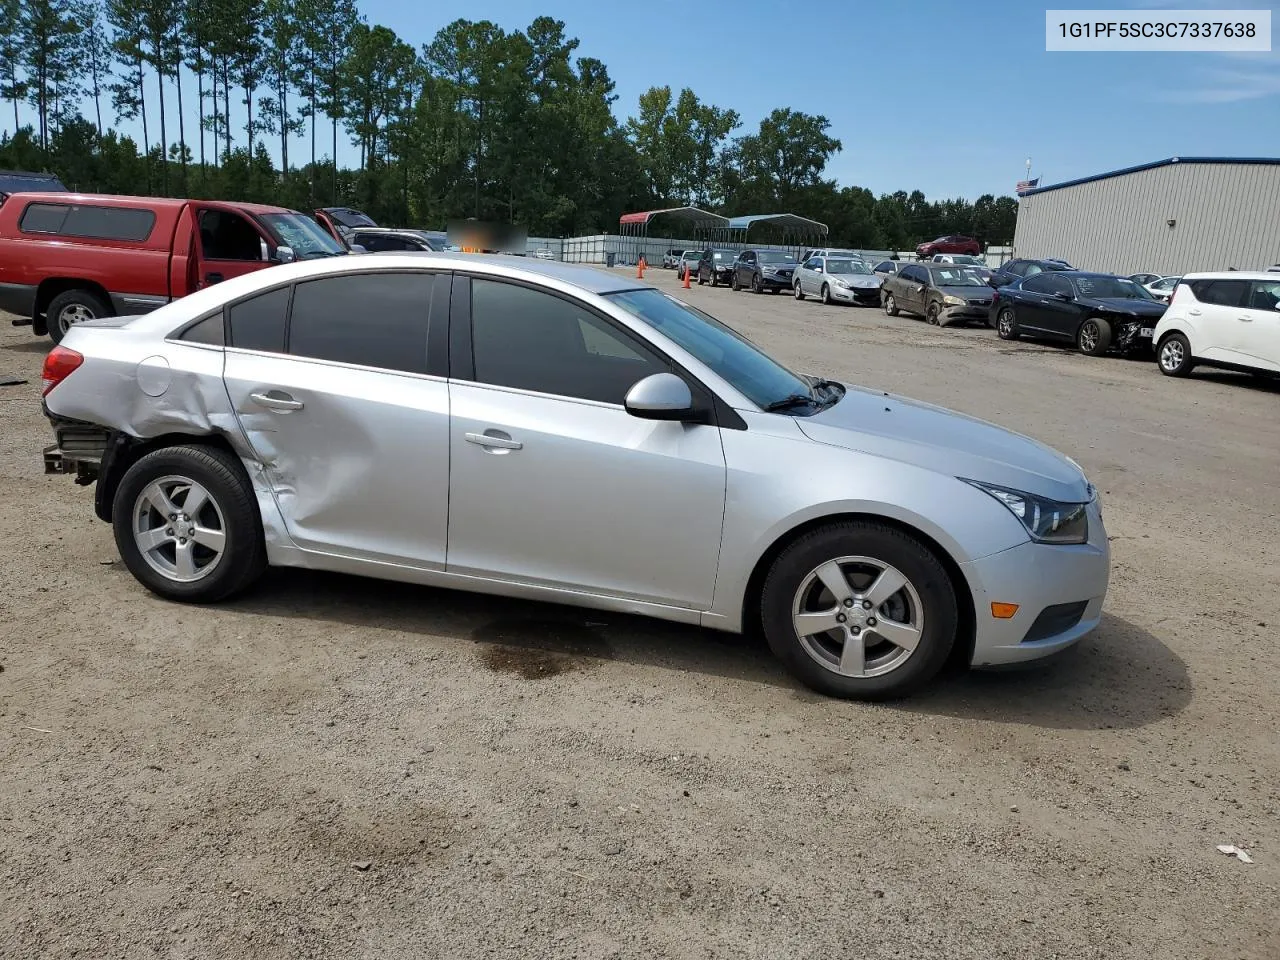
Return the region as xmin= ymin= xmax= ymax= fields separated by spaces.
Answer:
xmin=41 ymin=254 xmax=1109 ymax=700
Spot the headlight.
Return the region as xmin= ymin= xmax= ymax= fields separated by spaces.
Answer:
xmin=835 ymin=280 xmax=850 ymax=289
xmin=961 ymin=479 xmax=1090 ymax=544
xmin=942 ymin=295 xmax=964 ymax=306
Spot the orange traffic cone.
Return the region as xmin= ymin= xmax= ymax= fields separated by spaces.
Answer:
xmin=682 ymin=264 xmax=692 ymax=289
xmin=636 ymin=259 xmax=643 ymax=279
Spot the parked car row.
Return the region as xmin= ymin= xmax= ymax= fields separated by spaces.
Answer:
xmin=671 ymin=242 xmax=1280 ymax=383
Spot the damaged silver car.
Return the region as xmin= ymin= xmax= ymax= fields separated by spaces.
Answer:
xmin=41 ymin=253 xmax=1110 ymax=700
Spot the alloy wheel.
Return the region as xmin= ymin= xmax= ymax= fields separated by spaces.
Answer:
xmin=997 ymin=309 xmax=1015 ymax=338
xmin=1160 ymin=338 xmax=1185 ymax=372
xmin=131 ymin=475 xmax=228 ymax=583
xmin=1080 ymin=321 xmax=1100 ymax=353
xmin=790 ymin=556 xmax=924 ymax=679
xmin=57 ymin=303 xmax=96 ymax=336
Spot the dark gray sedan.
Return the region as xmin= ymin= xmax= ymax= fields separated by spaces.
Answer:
xmin=881 ymin=263 xmax=995 ymax=327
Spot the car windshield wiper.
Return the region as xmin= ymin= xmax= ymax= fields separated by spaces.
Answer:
xmin=763 ymin=393 xmax=819 ymax=412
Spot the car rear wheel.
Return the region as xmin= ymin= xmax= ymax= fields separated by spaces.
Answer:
xmin=112 ymin=444 xmax=266 ymax=603
xmin=883 ymin=293 xmax=899 ymax=317
xmin=996 ymin=306 xmax=1019 ymax=340
xmin=760 ymin=521 xmax=958 ymax=701
xmin=47 ymin=289 xmax=111 ymax=345
xmin=1157 ymin=332 xmax=1195 ymax=377
xmin=1078 ymin=317 xmax=1112 ymax=356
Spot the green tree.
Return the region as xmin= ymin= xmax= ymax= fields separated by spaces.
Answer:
xmin=258 ymin=0 xmax=303 ymax=172
xmin=1 ymin=0 xmax=26 ymax=133
xmin=21 ymin=0 xmax=84 ymax=153
xmin=107 ymin=0 xmax=150 ymax=188
xmin=181 ymin=0 xmax=213 ymax=172
xmin=732 ymin=108 xmax=842 ymax=206
xmin=73 ymin=0 xmax=110 ymax=138
xmin=340 ymin=23 xmax=415 ymax=172
xmin=297 ymin=0 xmax=359 ymax=199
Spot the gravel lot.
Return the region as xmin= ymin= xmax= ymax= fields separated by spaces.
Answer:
xmin=2 ymin=268 xmax=1278 ymax=959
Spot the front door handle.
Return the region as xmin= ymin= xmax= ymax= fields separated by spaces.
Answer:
xmin=249 ymin=391 xmax=305 ymax=412
xmin=1238 ymin=316 xmax=1253 ymax=322
xmin=206 ymin=272 xmax=224 ymax=285
xmin=465 ymin=431 xmax=522 ymax=451
xmin=1188 ymin=309 xmax=1201 ymax=316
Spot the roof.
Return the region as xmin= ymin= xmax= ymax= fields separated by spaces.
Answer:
xmin=1021 ymin=156 xmax=1280 ymax=196
xmin=1182 ymin=270 xmax=1280 ymax=281
xmin=351 ymin=251 xmax=644 ymax=294
xmin=726 ymin=213 xmax=828 ymax=236
xmin=0 ymin=170 xmax=66 ymax=194
xmin=619 ymin=206 xmax=729 ymax=227
xmin=0 ymin=192 xmax=295 ymax=214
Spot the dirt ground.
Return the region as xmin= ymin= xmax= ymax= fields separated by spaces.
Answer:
xmin=2 ymin=269 xmax=1278 ymax=960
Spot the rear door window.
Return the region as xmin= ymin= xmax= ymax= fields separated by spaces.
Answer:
xmin=287 ymin=272 xmax=434 ymax=374
xmin=1188 ymin=279 xmax=1249 ymax=307
xmin=228 ymin=285 xmax=291 ymax=353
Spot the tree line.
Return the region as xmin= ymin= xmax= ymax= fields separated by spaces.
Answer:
xmin=0 ymin=3 xmax=1019 ymax=247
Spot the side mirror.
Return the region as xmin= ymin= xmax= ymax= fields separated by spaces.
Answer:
xmin=274 ymin=245 xmax=296 ymax=264
xmin=814 ymin=266 xmax=823 ymax=273
xmin=624 ymin=373 xmax=699 ymax=423
xmin=348 ymin=244 xmax=367 ymax=254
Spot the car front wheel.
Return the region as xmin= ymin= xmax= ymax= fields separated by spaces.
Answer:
xmin=760 ymin=521 xmax=958 ymax=700
xmin=1157 ymin=332 xmax=1195 ymax=377
xmin=794 ymin=280 xmax=805 ymax=300
xmin=1078 ymin=317 xmax=1113 ymax=356
xmin=112 ymin=444 xmax=266 ymax=603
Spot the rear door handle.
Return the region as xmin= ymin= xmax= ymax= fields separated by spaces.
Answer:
xmin=249 ymin=391 xmax=305 ymax=412
xmin=465 ymin=431 xmax=522 ymax=451
xmin=1238 ymin=316 xmax=1253 ymax=322
xmin=206 ymin=272 xmax=224 ymax=284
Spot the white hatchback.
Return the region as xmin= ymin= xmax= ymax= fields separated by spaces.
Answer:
xmin=1153 ymin=272 xmax=1280 ymax=378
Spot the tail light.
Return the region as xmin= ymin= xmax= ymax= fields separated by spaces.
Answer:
xmin=42 ymin=346 xmax=83 ymax=396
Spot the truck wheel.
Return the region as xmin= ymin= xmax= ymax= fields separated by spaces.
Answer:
xmin=47 ymin=290 xmax=110 ymax=345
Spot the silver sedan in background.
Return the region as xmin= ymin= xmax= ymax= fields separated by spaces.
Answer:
xmin=41 ymin=255 xmax=1109 ymax=701
xmin=793 ymin=256 xmax=883 ymax=306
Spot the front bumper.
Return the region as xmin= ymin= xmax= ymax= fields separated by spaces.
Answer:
xmin=758 ymin=273 xmax=793 ymax=290
xmin=1115 ymin=318 xmax=1158 ymax=351
xmin=942 ymin=302 xmax=993 ymax=323
xmin=961 ymin=499 xmax=1110 ymax=666
xmin=830 ymin=284 xmax=882 ymax=305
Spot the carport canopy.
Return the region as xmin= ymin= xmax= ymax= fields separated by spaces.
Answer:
xmin=725 ymin=213 xmax=828 ymax=239
xmin=618 ymin=206 xmax=730 ymax=229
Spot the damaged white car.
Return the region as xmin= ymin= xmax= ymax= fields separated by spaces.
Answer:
xmin=41 ymin=253 xmax=1109 ymax=700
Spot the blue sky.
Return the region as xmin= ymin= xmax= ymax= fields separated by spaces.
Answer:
xmin=22 ymin=0 xmax=1280 ymax=200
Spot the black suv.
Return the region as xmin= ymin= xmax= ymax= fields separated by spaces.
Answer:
xmin=731 ymin=249 xmax=798 ymax=293
xmin=697 ymin=248 xmax=738 ymax=287
xmin=989 ymin=258 xmax=1074 ymax=288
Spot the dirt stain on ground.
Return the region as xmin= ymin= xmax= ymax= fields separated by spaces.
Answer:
xmin=472 ymin=618 xmax=616 ymax=680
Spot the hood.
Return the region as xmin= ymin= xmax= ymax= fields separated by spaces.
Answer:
xmin=797 ymin=384 xmax=1090 ymax=503
xmin=1091 ymin=298 xmax=1167 ymax=317
xmin=835 ymin=275 xmax=881 ymax=289
xmin=938 ymin=284 xmax=991 ymax=299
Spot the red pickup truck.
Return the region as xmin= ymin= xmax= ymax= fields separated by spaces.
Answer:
xmin=0 ymin=192 xmax=351 ymax=343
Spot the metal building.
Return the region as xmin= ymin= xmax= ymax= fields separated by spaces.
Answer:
xmin=1012 ymin=157 xmax=1280 ymax=276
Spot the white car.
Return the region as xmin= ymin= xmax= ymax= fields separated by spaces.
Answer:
xmin=1144 ymin=276 xmax=1180 ymax=303
xmin=534 ymin=248 xmax=554 ymax=261
xmin=931 ymin=254 xmax=987 ymax=267
xmin=793 ymin=256 xmax=882 ymax=306
xmin=1154 ymin=271 xmax=1280 ymax=378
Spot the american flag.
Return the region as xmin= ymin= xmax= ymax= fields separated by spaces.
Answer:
xmin=1016 ymin=177 xmax=1039 ymax=194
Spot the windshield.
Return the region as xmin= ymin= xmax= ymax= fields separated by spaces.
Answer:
xmin=261 ymin=213 xmax=347 ymax=258
xmin=1152 ymin=276 xmax=1179 ymax=290
xmin=683 ymin=251 xmax=700 ymax=259
xmin=827 ymin=259 xmax=872 ymax=275
xmin=606 ymin=288 xmax=814 ymax=409
xmin=930 ymin=267 xmax=985 ymax=287
xmin=758 ymin=251 xmax=796 ymax=263
xmin=1075 ymin=276 xmax=1155 ymax=300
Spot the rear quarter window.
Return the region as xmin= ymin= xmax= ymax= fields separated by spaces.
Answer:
xmin=20 ymin=202 xmax=157 ymax=241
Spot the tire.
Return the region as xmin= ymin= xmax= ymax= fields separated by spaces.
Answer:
xmin=883 ymin=293 xmax=899 ymax=317
xmin=112 ymin=444 xmax=266 ymax=603
xmin=46 ymin=289 xmax=111 ymax=345
xmin=821 ymin=284 xmax=832 ymax=305
xmin=697 ymin=272 xmax=705 ymax=286
xmin=759 ymin=521 xmax=958 ymax=701
xmin=731 ymin=272 xmax=740 ymax=292
xmin=752 ymin=274 xmax=763 ymax=294
xmin=708 ymin=273 xmax=717 ymax=288
xmin=926 ymin=301 xmax=941 ymax=326
xmin=995 ymin=306 xmax=1019 ymax=340
xmin=1157 ymin=332 xmax=1194 ymax=377
xmin=1077 ymin=317 xmax=1112 ymax=356
xmin=794 ymin=280 xmax=805 ymax=300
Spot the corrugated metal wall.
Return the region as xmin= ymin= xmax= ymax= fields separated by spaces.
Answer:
xmin=1012 ymin=161 xmax=1280 ymax=275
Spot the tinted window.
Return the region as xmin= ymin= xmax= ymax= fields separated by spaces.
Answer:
xmin=900 ymin=266 xmax=925 ymax=282
xmin=199 ymin=209 xmax=264 ymax=261
xmin=180 ymin=313 xmax=225 ymax=345
xmin=470 ymin=279 xmax=666 ymax=404
xmin=287 ymin=273 xmax=433 ymax=373
xmin=228 ymin=286 xmax=290 ymax=352
xmin=20 ymin=202 xmax=156 ymax=241
xmin=873 ymin=261 xmax=893 ymax=272
xmin=362 ymin=234 xmax=411 ymax=252
xmin=1023 ymin=263 xmax=1043 ymax=277
xmin=1188 ymin=279 xmax=1249 ymax=307
xmin=1248 ymin=280 xmax=1280 ymax=310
